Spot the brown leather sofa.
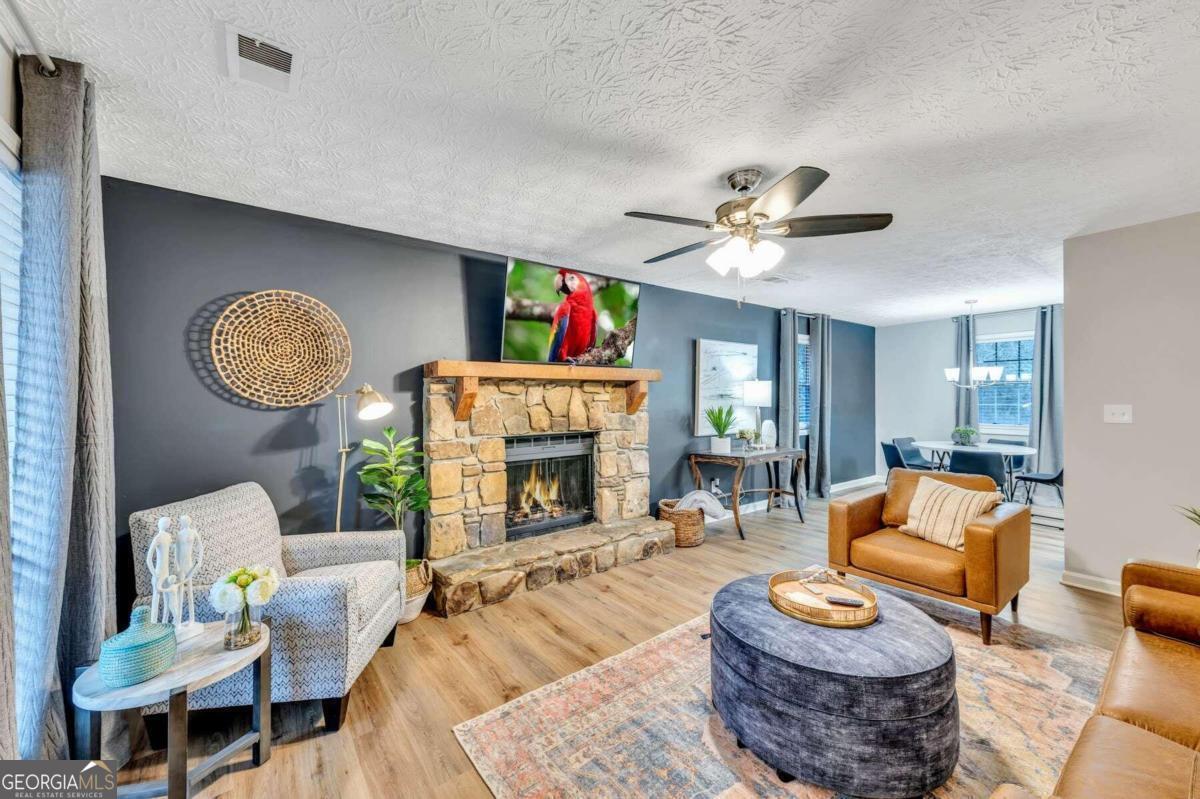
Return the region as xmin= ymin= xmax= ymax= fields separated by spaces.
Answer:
xmin=828 ymin=468 xmax=1030 ymax=644
xmin=992 ymin=560 xmax=1200 ymax=798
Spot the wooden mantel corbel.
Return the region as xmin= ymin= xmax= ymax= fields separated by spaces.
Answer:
xmin=423 ymin=360 xmax=662 ymax=420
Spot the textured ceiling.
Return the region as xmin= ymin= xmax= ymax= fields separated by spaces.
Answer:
xmin=11 ymin=0 xmax=1200 ymax=324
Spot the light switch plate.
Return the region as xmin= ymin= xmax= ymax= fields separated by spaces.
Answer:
xmin=1103 ymin=404 xmax=1133 ymax=424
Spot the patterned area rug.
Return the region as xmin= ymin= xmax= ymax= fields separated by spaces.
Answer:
xmin=454 ymin=594 xmax=1110 ymax=798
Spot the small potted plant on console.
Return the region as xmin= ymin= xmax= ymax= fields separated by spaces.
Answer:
xmin=706 ymin=405 xmax=736 ymax=454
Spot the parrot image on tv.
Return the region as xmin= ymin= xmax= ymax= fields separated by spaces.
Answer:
xmin=501 ymin=258 xmax=640 ymax=367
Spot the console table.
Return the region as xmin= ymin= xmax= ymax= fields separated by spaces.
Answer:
xmin=72 ymin=621 xmax=271 ymax=799
xmin=687 ymin=447 xmax=807 ymax=538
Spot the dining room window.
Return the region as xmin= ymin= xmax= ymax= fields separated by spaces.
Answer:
xmin=975 ymin=333 xmax=1033 ymax=430
xmin=797 ymin=333 xmax=811 ymax=432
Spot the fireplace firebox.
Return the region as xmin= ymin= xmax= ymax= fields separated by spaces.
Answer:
xmin=504 ymin=433 xmax=594 ymax=540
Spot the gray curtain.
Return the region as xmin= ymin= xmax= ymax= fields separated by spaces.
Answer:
xmin=12 ymin=57 xmax=125 ymax=761
xmin=953 ymin=314 xmax=978 ymax=428
xmin=1029 ymin=304 xmax=1064 ymax=476
xmin=777 ymin=309 xmax=799 ymax=507
xmin=807 ymin=314 xmax=831 ymax=498
xmin=777 ymin=309 xmax=799 ymax=448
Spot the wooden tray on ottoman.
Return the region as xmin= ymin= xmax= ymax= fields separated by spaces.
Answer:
xmin=768 ymin=568 xmax=878 ymax=628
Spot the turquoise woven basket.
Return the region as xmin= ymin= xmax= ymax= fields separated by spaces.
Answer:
xmin=99 ymin=606 xmax=177 ymax=688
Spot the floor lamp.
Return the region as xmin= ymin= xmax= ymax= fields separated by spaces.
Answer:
xmin=335 ymin=383 xmax=394 ymax=532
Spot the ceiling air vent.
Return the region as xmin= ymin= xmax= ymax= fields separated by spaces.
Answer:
xmin=224 ymin=25 xmax=301 ymax=93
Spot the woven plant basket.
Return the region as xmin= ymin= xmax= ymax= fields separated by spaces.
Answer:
xmin=406 ymin=559 xmax=432 ymax=601
xmin=658 ymin=499 xmax=705 ymax=547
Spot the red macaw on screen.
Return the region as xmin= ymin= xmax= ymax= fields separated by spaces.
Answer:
xmin=548 ymin=269 xmax=597 ymax=362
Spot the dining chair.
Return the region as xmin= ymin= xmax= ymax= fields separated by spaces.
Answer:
xmin=986 ymin=439 xmax=1026 ymax=472
xmin=1015 ymin=468 xmax=1064 ymax=506
xmin=881 ymin=442 xmax=905 ymax=471
xmin=947 ymin=450 xmax=1008 ymax=498
xmin=892 ymin=437 xmax=936 ymax=470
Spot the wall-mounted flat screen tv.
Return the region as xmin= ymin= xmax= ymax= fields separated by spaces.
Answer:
xmin=501 ymin=258 xmax=640 ymax=367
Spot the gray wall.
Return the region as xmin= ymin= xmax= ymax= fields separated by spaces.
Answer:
xmin=104 ymin=178 xmax=875 ymax=607
xmin=874 ymin=318 xmax=957 ymax=474
xmin=831 ymin=320 xmax=876 ymax=484
xmin=1063 ymin=211 xmax=1200 ymax=588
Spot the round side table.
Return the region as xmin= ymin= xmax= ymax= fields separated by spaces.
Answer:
xmin=72 ymin=621 xmax=271 ymax=799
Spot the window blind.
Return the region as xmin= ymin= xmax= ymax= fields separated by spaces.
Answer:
xmin=797 ymin=334 xmax=811 ymax=429
xmin=975 ymin=335 xmax=1033 ymax=427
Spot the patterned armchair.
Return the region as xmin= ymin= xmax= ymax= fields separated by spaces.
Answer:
xmin=129 ymin=482 xmax=405 ymax=733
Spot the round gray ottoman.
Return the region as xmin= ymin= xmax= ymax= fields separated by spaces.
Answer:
xmin=710 ymin=574 xmax=958 ymax=798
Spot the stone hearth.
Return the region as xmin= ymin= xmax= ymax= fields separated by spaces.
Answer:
xmin=422 ymin=367 xmax=667 ymax=616
xmin=431 ymin=517 xmax=675 ymax=615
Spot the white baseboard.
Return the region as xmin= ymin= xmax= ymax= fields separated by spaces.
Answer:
xmin=735 ymin=499 xmax=770 ymax=514
xmin=831 ymin=475 xmax=884 ymax=494
xmin=1060 ymin=570 xmax=1121 ymax=597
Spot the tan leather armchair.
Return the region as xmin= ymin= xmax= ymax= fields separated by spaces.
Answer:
xmin=991 ymin=560 xmax=1200 ymax=798
xmin=829 ymin=468 xmax=1031 ymax=644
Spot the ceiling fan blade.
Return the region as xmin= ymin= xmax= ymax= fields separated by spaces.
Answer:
xmin=625 ymin=211 xmax=719 ymax=230
xmin=761 ymin=213 xmax=893 ymax=238
xmin=746 ymin=166 xmax=829 ymax=222
xmin=644 ymin=236 xmax=730 ymax=264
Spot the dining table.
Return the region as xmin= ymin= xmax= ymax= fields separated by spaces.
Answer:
xmin=912 ymin=440 xmax=1037 ymax=497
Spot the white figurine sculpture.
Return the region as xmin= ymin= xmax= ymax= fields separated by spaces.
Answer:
xmin=145 ymin=515 xmax=206 ymax=641
xmin=173 ymin=514 xmax=205 ymax=640
xmin=146 ymin=517 xmax=178 ymax=626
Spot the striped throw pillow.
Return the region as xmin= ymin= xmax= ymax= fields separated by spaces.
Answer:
xmin=900 ymin=476 xmax=1000 ymax=551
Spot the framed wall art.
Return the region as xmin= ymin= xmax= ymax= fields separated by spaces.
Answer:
xmin=694 ymin=339 xmax=759 ymax=436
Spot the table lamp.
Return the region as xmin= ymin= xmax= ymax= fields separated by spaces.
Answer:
xmin=335 ymin=383 xmax=394 ymax=532
xmin=742 ymin=380 xmax=772 ymax=447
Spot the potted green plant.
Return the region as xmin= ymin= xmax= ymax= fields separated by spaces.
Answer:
xmin=705 ymin=405 xmax=736 ymax=454
xmin=1175 ymin=506 xmax=1200 ymax=567
xmin=951 ymin=426 xmax=978 ymax=446
xmin=358 ymin=426 xmax=432 ymax=623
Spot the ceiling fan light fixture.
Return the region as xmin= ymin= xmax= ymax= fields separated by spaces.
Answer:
xmin=705 ymin=236 xmax=747 ymax=276
xmin=705 ymin=237 xmax=784 ymax=279
xmin=627 ymin=164 xmax=892 ymax=267
xmin=742 ymin=238 xmax=784 ymax=278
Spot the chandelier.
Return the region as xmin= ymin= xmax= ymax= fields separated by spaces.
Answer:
xmin=943 ymin=300 xmax=1002 ymax=390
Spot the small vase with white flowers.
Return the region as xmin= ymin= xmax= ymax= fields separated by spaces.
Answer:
xmin=209 ymin=565 xmax=279 ymax=650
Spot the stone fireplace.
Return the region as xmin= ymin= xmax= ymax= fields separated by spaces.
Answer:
xmin=504 ymin=433 xmax=595 ymax=538
xmin=422 ymin=361 xmax=673 ymax=615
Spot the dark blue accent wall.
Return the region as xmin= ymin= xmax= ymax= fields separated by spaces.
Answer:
xmin=102 ymin=178 xmax=876 ymax=609
xmin=831 ymin=319 xmax=876 ymax=484
xmin=635 ymin=285 xmax=781 ymax=505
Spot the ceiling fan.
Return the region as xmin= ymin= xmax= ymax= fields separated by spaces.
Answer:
xmin=625 ymin=166 xmax=892 ymax=278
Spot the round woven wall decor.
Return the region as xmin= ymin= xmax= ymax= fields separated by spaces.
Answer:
xmin=210 ymin=290 xmax=351 ymax=407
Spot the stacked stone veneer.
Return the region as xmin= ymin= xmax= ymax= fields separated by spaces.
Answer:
xmin=431 ymin=518 xmax=675 ymax=615
xmin=423 ymin=376 xmax=674 ymax=616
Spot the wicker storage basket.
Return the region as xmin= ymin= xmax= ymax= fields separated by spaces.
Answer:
xmin=658 ymin=499 xmax=705 ymax=547
xmin=406 ymin=559 xmax=432 ymax=601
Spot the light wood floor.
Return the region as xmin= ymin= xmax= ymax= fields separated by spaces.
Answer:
xmin=122 ymin=498 xmax=1122 ymax=798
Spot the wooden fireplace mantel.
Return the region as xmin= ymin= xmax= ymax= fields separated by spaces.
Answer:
xmin=424 ymin=360 xmax=662 ymax=420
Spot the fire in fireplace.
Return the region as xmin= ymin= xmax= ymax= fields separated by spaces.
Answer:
xmin=505 ymin=433 xmax=594 ymax=539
